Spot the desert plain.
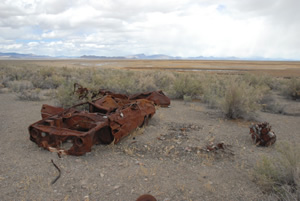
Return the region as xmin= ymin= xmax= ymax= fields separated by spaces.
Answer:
xmin=0 ymin=59 xmax=299 ymax=201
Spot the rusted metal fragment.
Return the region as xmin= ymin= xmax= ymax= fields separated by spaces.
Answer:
xmin=129 ymin=90 xmax=171 ymax=107
xmin=51 ymin=159 xmax=61 ymax=185
xmin=249 ymin=122 xmax=276 ymax=146
xmin=108 ymin=99 xmax=155 ymax=143
xmin=89 ymin=95 xmax=131 ymax=114
xmin=97 ymin=89 xmax=129 ymax=100
xmin=205 ymin=142 xmax=225 ymax=152
xmin=136 ymin=194 xmax=157 ymax=201
xmin=73 ymin=83 xmax=89 ymax=99
xmin=29 ymin=98 xmax=155 ymax=155
xmin=41 ymin=104 xmax=64 ymax=119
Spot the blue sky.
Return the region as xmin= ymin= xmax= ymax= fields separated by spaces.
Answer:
xmin=0 ymin=0 xmax=299 ymax=59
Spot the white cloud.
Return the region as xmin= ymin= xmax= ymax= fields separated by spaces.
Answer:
xmin=0 ymin=43 xmax=23 ymax=50
xmin=0 ymin=0 xmax=299 ymax=59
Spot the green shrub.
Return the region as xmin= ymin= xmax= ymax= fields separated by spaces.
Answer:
xmin=219 ymin=79 xmax=265 ymax=119
xmin=241 ymin=73 xmax=273 ymax=89
xmin=201 ymin=75 xmax=227 ymax=108
xmin=260 ymin=95 xmax=287 ymax=114
xmin=55 ymin=82 xmax=82 ymax=108
xmin=7 ymin=80 xmax=34 ymax=92
xmin=170 ymin=73 xmax=202 ymax=99
xmin=151 ymin=71 xmax=176 ymax=91
xmin=253 ymin=142 xmax=300 ymax=200
xmin=16 ymin=89 xmax=42 ymax=101
xmin=134 ymin=73 xmax=158 ymax=93
xmin=282 ymin=77 xmax=300 ymax=100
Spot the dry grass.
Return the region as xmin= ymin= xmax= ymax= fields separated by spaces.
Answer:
xmin=1 ymin=59 xmax=300 ymax=76
xmin=282 ymin=77 xmax=300 ymax=100
xmin=0 ymin=59 xmax=297 ymax=119
xmin=253 ymin=141 xmax=300 ymax=200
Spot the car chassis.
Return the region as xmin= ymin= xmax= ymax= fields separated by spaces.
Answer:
xmin=28 ymin=92 xmax=165 ymax=156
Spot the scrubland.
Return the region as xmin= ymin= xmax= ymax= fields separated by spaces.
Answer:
xmin=0 ymin=60 xmax=299 ymax=200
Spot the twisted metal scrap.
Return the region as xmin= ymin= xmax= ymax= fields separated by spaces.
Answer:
xmin=249 ymin=122 xmax=276 ymax=146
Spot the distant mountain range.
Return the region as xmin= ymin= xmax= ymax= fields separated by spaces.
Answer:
xmin=80 ymin=54 xmax=243 ymax=60
xmin=0 ymin=52 xmax=51 ymax=59
xmin=0 ymin=52 xmax=296 ymax=61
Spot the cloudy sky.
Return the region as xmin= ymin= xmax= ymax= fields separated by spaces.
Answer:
xmin=0 ymin=0 xmax=299 ymax=59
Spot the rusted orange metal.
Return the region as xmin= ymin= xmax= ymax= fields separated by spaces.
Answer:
xmin=73 ymin=83 xmax=171 ymax=107
xmin=129 ymin=90 xmax=171 ymax=107
xmin=73 ymin=83 xmax=89 ymax=99
xmin=29 ymin=96 xmax=156 ymax=156
xmin=136 ymin=194 xmax=157 ymax=201
xmin=249 ymin=122 xmax=276 ymax=146
xmin=41 ymin=104 xmax=64 ymax=119
xmin=205 ymin=142 xmax=225 ymax=152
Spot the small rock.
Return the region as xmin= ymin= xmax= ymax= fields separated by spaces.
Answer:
xmin=184 ymin=147 xmax=192 ymax=152
xmin=84 ymin=195 xmax=89 ymax=201
xmin=100 ymin=173 xmax=104 ymax=178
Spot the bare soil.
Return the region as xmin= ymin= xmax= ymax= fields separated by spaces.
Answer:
xmin=0 ymin=92 xmax=299 ymax=201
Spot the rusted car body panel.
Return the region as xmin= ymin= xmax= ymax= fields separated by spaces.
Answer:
xmin=129 ymin=90 xmax=171 ymax=107
xmin=29 ymin=96 xmax=156 ymax=156
xmin=249 ymin=122 xmax=276 ymax=146
xmin=41 ymin=104 xmax=64 ymax=119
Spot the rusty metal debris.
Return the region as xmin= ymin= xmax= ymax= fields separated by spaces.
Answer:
xmin=204 ymin=142 xmax=226 ymax=152
xmin=136 ymin=194 xmax=157 ymax=201
xmin=29 ymin=86 xmax=170 ymax=156
xmin=129 ymin=90 xmax=170 ymax=107
xmin=73 ymin=83 xmax=171 ymax=107
xmin=50 ymin=159 xmax=61 ymax=185
xmin=249 ymin=122 xmax=276 ymax=146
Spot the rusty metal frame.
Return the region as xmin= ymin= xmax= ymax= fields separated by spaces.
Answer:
xmin=29 ymin=88 xmax=170 ymax=156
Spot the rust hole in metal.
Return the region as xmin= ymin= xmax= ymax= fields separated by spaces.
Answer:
xmin=96 ymin=126 xmax=113 ymax=144
xmin=30 ymin=128 xmax=39 ymax=139
xmin=74 ymin=138 xmax=84 ymax=147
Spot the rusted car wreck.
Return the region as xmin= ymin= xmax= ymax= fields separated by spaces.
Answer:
xmin=28 ymin=89 xmax=170 ymax=156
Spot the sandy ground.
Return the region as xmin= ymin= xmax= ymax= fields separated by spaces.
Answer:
xmin=0 ymin=93 xmax=299 ymax=201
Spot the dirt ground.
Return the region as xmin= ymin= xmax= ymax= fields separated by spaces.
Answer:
xmin=0 ymin=92 xmax=299 ymax=201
